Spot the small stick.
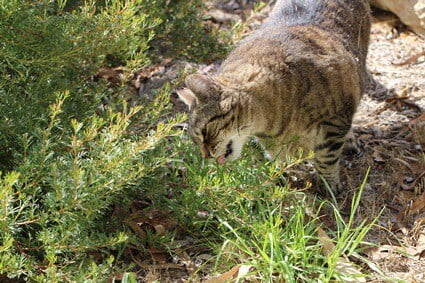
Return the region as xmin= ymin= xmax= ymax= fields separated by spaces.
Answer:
xmin=392 ymin=50 xmax=425 ymax=66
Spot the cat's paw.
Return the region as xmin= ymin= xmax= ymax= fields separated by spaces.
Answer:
xmin=343 ymin=132 xmax=360 ymax=155
xmin=312 ymin=175 xmax=343 ymax=198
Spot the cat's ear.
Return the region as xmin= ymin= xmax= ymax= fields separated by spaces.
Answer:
xmin=176 ymin=88 xmax=197 ymax=109
xmin=185 ymin=74 xmax=221 ymax=102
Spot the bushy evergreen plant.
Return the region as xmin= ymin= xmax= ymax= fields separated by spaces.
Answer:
xmin=0 ymin=0 xmax=222 ymax=280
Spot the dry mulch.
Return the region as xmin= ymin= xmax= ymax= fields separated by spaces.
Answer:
xmin=348 ymin=10 xmax=425 ymax=281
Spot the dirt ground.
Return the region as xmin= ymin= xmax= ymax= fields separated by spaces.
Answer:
xmin=132 ymin=1 xmax=425 ymax=281
xmin=349 ymin=9 xmax=425 ymax=282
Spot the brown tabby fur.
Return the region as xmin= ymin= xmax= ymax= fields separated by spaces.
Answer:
xmin=177 ymin=0 xmax=371 ymax=193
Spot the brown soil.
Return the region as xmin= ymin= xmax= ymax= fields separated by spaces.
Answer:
xmin=350 ymin=9 xmax=425 ymax=282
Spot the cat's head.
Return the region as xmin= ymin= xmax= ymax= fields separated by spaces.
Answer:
xmin=177 ymin=74 xmax=251 ymax=164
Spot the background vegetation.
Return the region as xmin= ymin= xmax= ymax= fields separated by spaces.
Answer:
xmin=0 ymin=0 xmax=377 ymax=282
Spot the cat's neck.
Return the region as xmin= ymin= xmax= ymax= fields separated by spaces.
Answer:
xmin=214 ymin=68 xmax=293 ymax=139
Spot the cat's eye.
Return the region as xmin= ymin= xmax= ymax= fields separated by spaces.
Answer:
xmin=201 ymin=128 xmax=207 ymax=137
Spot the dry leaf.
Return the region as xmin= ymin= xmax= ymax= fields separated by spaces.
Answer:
xmin=395 ymin=190 xmax=425 ymax=233
xmin=128 ymin=207 xmax=176 ymax=235
xmin=398 ymin=192 xmax=425 ymax=224
xmin=237 ymin=265 xmax=252 ymax=280
xmin=317 ymin=227 xmax=335 ymax=256
xmin=205 ymin=265 xmax=240 ymax=283
xmin=95 ymin=67 xmax=123 ymax=85
xmin=365 ymin=245 xmax=419 ymax=260
xmin=418 ymin=233 xmax=425 ymax=259
xmin=334 ymin=259 xmax=366 ymax=283
xmin=372 ymin=150 xmax=385 ymax=163
xmin=409 ymin=192 xmax=425 ymax=214
xmin=317 ymin=227 xmax=366 ymax=282
xmin=154 ymin=224 xmax=166 ymax=236
xmin=125 ymin=219 xmax=147 ymax=238
xmin=397 ymin=173 xmax=413 ymax=191
xmin=149 ymin=248 xmax=167 ymax=263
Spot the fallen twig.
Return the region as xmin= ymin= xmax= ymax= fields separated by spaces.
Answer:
xmin=392 ymin=50 xmax=425 ymax=66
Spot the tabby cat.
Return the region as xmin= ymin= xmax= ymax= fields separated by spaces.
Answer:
xmin=177 ymin=0 xmax=371 ymax=193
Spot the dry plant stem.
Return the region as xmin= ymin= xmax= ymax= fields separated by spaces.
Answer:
xmin=392 ymin=50 xmax=425 ymax=66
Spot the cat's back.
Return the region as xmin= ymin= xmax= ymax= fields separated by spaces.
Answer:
xmin=265 ymin=0 xmax=370 ymax=29
xmin=220 ymin=0 xmax=371 ymax=92
xmin=260 ymin=0 xmax=371 ymax=60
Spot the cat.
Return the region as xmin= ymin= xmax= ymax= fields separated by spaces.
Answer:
xmin=177 ymin=0 xmax=371 ymax=194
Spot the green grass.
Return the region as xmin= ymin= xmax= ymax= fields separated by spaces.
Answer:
xmin=143 ymin=136 xmax=377 ymax=282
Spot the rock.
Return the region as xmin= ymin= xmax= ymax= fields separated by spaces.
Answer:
xmin=207 ymin=9 xmax=241 ymax=23
xmin=370 ymin=0 xmax=425 ymax=36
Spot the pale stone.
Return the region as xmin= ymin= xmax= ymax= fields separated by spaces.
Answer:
xmin=370 ymin=0 xmax=425 ymax=36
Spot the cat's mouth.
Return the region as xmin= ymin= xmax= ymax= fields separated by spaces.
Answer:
xmin=217 ymin=140 xmax=233 ymax=165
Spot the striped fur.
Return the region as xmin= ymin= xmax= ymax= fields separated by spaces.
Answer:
xmin=177 ymin=0 xmax=371 ymax=193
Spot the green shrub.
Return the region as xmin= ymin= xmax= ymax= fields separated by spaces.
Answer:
xmin=0 ymin=0 xmax=222 ymax=280
xmin=139 ymin=0 xmax=227 ymax=61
